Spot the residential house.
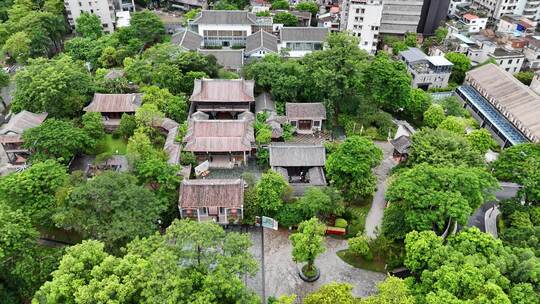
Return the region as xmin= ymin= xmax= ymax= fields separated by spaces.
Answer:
xmin=471 ymin=0 xmax=518 ymax=20
xmin=179 ymin=179 xmax=244 ymax=224
xmin=198 ymin=49 xmax=245 ymax=72
xmin=340 ymin=0 xmax=383 ymax=54
xmin=318 ymin=10 xmax=340 ymax=33
xmin=83 ymin=93 xmax=142 ymax=131
xmin=269 ymin=143 xmax=326 ymax=195
xmin=456 ymin=63 xmax=540 ymax=147
xmin=190 ymin=10 xmax=257 ymax=47
xmin=291 ymin=10 xmax=313 ymax=26
xmin=496 ymin=15 xmax=536 ymax=35
xmin=245 ymin=30 xmax=279 ymax=58
xmin=460 ymin=13 xmax=488 ymax=33
xmin=171 ymin=29 xmax=204 ymax=51
xmin=523 ymin=36 xmax=540 ymax=69
xmin=286 ymin=103 xmax=326 ymax=134
xmin=189 ymin=79 xmax=255 ymax=119
xmin=488 ymin=48 xmax=525 ymax=73
xmin=278 ymin=27 xmax=329 ymax=58
xmin=0 ymin=111 xmax=48 ymax=165
xmin=399 ymin=47 xmax=453 ymax=90
xmin=182 ymin=117 xmax=255 ymax=168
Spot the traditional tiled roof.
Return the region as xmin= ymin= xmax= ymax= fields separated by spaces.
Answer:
xmin=183 ymin=119 xmax=255 ymax=152
xmin=269 ymin=143 xmax=326 ymax=167
xmin=179 ymin=179 xmax=244 ymax=208
xmin=190 ymin=79 xmax=255 ymax=103
xmin=390 ymin=135 xmax=412 ymax=154
xmin=279 ymin=27 xmax=329 ymax=42
xmin=286 ymin=103 xmax=326 ymax=120
xmin=0 ymin=111 xmax=48 ymax=135
xmin=104 ymin=69 xmax=125 ymax=80
xmin=245 ymin=30 xmax=278 ymax=55
xmin=198 ymin=49 xmax=244 ymax=70
xmin=255 ymin=92 xmax=275 ymax=113
xmin=171 ymin=29 xmax=203 ymax=51
xmin=84 ymin=93 xmax=142 ymax=113
xmin=154 ymin=118 xmax=181 ymax=165
xmin=466 ymin=63 xmax=540 ymax=142
xmin=191 ymin=10 xmax=257 ymax=25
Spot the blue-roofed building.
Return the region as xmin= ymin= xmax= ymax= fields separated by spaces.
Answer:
xmin=456 ymin=63 xmax=540 ymax=147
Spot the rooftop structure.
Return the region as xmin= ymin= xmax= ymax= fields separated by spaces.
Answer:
xmin=84 ymin=93 xmax=142 ymax=113
xmin=0 ymin=111 xmax=48 ymax=135
xmin=191 ymin=10 xmax=257 ymax=25
xmin=399 ymin=47 xmax=453 ymax=90
xmin=255 ymin=92 xmax=275 ymax=114
xmin=286 ymin=102 xmax=327 ymax=134
xmin=458 ymin=63 xmax=540 ymax=146
xmin=278 ymin=27 xmax=329 ymax=58
xmin=245 ymin=30 xmax=278 ymax=58
xmin=198 ymin=49 xmax=244 ymax=71
xmin=190 ymin=79 xmax=255 ymax=103
xmin=171 ymin=29 xmax=203 ymax=51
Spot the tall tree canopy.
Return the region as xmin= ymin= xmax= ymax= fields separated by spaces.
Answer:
xmin=326 ymin=136 xmax=383 ymax=200
xmin=383 ymin=164 xmax=499 ymax=238
xmin=34 ymin=220 xmax=259 ymax=303
xmin=53 ymin=172 xmax=166 ymax=251
xmin=129 ymin=10 xmax=165 ymax=46
xmin=255 ymin=170 xmax=290 ymax=217
xmin=445 ymin=52 xmax=471 ymax=84
xmin=11 ymin=55 xmax=94 ymax=117
xmin=75 ymin=12 xmax=102 ymax=39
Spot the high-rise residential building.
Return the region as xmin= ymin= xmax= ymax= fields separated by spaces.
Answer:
xmin=380 ymin=0 xmax=424 ymax=35
xmin=340 ymin=0 xmax=383 ymax=54
xmin=471 ymin=0 xmax=540 ymax=21
xmin=64 ymin=0 xmax=116 ymax=33
xmin=418 ymin=0 xmax=451 ymax=35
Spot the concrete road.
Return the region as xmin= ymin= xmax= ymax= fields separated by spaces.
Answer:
xmin=364 ymin=141 xmax=396 ymax=239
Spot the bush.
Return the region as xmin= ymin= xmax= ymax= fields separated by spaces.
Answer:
xmin=118 ymin=114 xmax=137 ymax=139
xmin=231 ymin=44 xmax=245 ymax=49
xmin=348 ymin=234 xmax=373 ymax=261
xmin=180 ymin=151 xmax=197 ymax=166
xmin=335 ymin=218 xmax=348 ymax=228
xmin=257 ymin=148 xmax=269 ymax=167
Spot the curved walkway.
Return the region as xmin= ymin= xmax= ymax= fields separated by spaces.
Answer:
xmin=365 ymin=141 xmax=396 ymax=239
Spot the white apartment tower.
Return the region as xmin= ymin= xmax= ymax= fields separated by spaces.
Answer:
xmin=64 ymin=0 xmax=116 ymax=33
xmin=472 ymin=0 xmax=540 ymax=21
xmin=341 ymin=0 xmax=383 ymax=54
xmin=380 ymin=0 xmax=424 ymax=35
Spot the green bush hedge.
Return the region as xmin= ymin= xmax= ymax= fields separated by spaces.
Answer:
xmin=335 ymin=218 xmax=348 ymax=228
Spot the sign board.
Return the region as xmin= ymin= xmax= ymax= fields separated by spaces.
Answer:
xmin=194 ymin=160 xmax=210 ymax=176
xmin=261 ymin=216 xmax=278 ymax=230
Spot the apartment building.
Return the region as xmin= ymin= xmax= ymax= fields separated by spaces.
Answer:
xmin=64 ymin=0 xmax=116 ymax=32
xmin=380 ymin=0 xmax=424 ymax=35
xmin=472 ymin=0 xmax=540 ymax=21
xmin=399 ymin=47 xmax=453 ymax=90
xmin=340 ymin=0 xmax=383 ymax=54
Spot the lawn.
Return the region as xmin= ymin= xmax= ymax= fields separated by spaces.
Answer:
xmin=337 ymin=249 xmax=387 ymax=273
xmin=95 ymin=134 xmax=128 ymax=155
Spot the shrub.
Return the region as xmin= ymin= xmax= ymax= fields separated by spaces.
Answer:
xmin=348 ymin=234 xmax=373 ymax=261
xmin=335 ymin=218 xmax=348 ymax=228
xmin=231 ymin=44 xmax=245 ymax=49
xmin=180 ymin=151 xmax=197 ymax=166
xmin=257 ymin=147 xmax=269 ymax=167
xmin=118 ymin=114 xmax=137 ymax=139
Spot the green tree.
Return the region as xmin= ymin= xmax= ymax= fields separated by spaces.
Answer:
xmin=273 ymin=12 xmax=298 ymax=26
xmin=22 ymin=119 xmax=93 ymax=163
xmin=437 ymin=115 xmax=466 ymax=134
xmin=117 ymin=113 xmax=137 ymax=138
xmin=405 ymin=88 xmax=432 ymax=123
xmin=255 ymin=170 xmax=290 ymax=216
xmin=404 ymin=32 xmax=417 ymax=47
xmin=81 ymin=112 xmax=105 ymax=140
xmin=491 ymin=143 xmax=540 ymax=182
xmin=141 ymin=86 xmax=187 ymax=122
xmin=2 ymin=31 xmax=31 ymax=63
xmin=385 ymin=165 xmax=498 ymax=237
xmin=408 ymin=128 xmax=484 ymax=167
xmin=296 ymin=187 xmax=344 ymax=221
xmin=360 ymin=276 xmax=415 ymax=304
xmin=11 ymin=56 xmax=93 ymax=117
xmin=326 ymin=136 xmax=383 ymax=200
xmin=514 ymin=71 xmax=534 ymax=85
xmin=423 ymin=103 xmax=445 ymax=128
xmin=348 ymin=234 xmax=372 ymax=261
xmin=0 ymin=160 xmax=68 ymax=225
xmin=445 ymin=52 xmax=471 ymax=84
xmin=296 ymin=1 xmax=318 ymax=15
xmin=272 ymin=0 xmax=290 ymax=9
xmin=304 ymin=283 xmax=355 ymax=304
xmin=75 ymin=12 xmax=102 ymax=39
xmin=182 ymin=8 xmax=200 ymax=26
xmin=363 ymin=53 xmax=412 ymax=113
xmin=130 ymin=10 xmax=165 ymax=45
xmin=467 ymin=128 xmax=497 ymax=154
xmin=434 ymin=26 xmax=448 ymax=44
xmin=290 ymin=217 xmax=326 ymax=276
xmin=134 ymin=103 xmax=164 ymax=130
xmin=440 ymin=96 xmax=470 ymax=117
xmin=53 ymin=172 xmax=166 ymax=251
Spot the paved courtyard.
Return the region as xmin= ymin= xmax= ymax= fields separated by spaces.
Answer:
xmin=243 ymin=227 xmax=387 ymax=302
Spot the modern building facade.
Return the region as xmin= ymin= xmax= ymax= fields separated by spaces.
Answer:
xmin=340 ymin=0 xmax=383 ymax=54
xmin=457 ymin=63 xmax=540 ymax=147
xmin=64 ymin=0 xmax=116 ymax=32
xmin=488 ymin=48 xmax=525 ymax=73
xmin=380 ymin=0 xmax=424 ymax=35
xmin=190 ymin=10 xmax=256 ymax=47
xmin=399 ymin=47 xmax=453 ymax=90
xmin=472 ymin=0 xmax=540 ymax=21
xmin=278 ymin=27 xmax=329 ymax=57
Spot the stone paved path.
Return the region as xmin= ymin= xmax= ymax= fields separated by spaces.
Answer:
xmin=364 ymin=141 xmax=396 ymax=239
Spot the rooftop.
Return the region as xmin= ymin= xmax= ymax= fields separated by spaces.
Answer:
xmin=190 ymin=79 xmax=255 ymax=103
xmin=179 ymin=179 xmax=244 ymax=208
xmin=427 ymin=56 xmax=453 ymax=66
xmin=255 ymin=92 xmax=275 ymax=113
xmin=0 ymin=111 xmax=48 ymax=135
xmin=399 ymin=47 xmax=427 ymax=63
xmin=466 ymin=63 xmax=540 ymax=142
xmin=198 ymin=49 xmax=244 ymax=71
xmin=191 ymin=10 xmax=257 ymax=25
xmin=286 ymin=102 xmax=326 ymax=120
xmin=183 ymin=119 xmax=255 ymax=152
xmin=269 ymin=143 xmax=326 ymax=167
xmin=245 ymin=30 xmax=278 ymax=54
xmin=463 ymin=13 xmax=479 ymax=21
xmin=280 ymin=27 xmax=329 ymax=42
xmin=84 ymin=93 xmax=142 ymax=113
xmin=171 ymin=29 xmax=203 ymax=51
xmin=491 ymin=48 xmax=524 ymax=58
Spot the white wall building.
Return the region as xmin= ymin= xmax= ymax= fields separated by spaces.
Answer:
xmin=278 ymin=27 xmax=329 ymax=58
xmin=64 ymin=0 xmax=116 ymax=33
xmin=380 ymin=0 xmax=424 ymax=35
xmin=488 ymin=48 xmax=525 ymax=73
xmin=190 ymin=11 xmax=256 ymax=47
xmin=472 ymin=0 xmax=540 ymax=21
xmin=340 ymin=0 xmax=383 ymax=54
xmin=460 ymin=13 xmax=488 ymax=32
xmin=448 ymin=0 xmax=472 ymax=16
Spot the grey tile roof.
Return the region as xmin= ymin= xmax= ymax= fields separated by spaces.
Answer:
xmin=390 ymin=135 xmax=412 ymax=154
xmin=179 ymin=179 xmax=244 ymax=208
xmin=190 ymin=79 xmax=255 ymax=103
xmin=198 ymin=49 xmax=244 ymax=70
xmin=255 ymin=92 xmax=275 ymax=113
xmin=171 ymin=29 xmax=203 ymax=51
xmin=286 ymin=102 xmax=326 ymax=120
xmin=246 ymin=30 xmax=278 ymax=54
xmin=280 ymin=27 xmax=329 ymax=42
xmin=399 ymin=47 xmax=427 ymax=63
xmin=269 ymin=143 xmax=326 ymax=167
xmin=0 ymin=111 xmax=48 ymax=135
xmin=191 ymin=10 xmax=257 ymax=25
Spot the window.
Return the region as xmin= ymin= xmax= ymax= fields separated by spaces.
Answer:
xmin=291 ymin=121 xmax=297 ymax=127
xmin=102 ymin=23 xmax=108 ymax=28
xmin=313 ymin=121 xmax=320 ymax=127
xmin=199 ymin=207 xmax=208 ymax=215
xmin=219 ymin=207 xmax=225 ymax=214
xmin=508 ymin=59 xmax=513 ymax=64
